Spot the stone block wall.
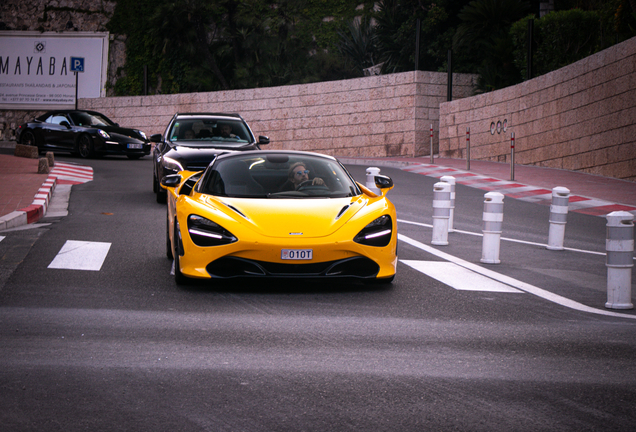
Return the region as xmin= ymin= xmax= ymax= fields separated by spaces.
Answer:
xmin=81 ymin=71 xmax=477 ymax=158
xmin=439 ymin=36 xmax=636 ymax=181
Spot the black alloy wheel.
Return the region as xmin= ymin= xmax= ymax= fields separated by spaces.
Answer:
xmin=77 ymin=134 xmax=94 ymax=158
xmin=22 ymin=130 xmax=37 ymax=147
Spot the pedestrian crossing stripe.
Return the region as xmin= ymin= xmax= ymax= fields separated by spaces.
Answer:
xmin=48 ymin=240 xmax=111 ymax=271
xmin=400 ymin=260 xmax=522 ymax=293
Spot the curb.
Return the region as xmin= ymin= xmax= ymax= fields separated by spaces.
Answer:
xmin=0 ymin=174 xmax=57 ymax=231
xmin=340 ymin=158 xmax=636 ymax=218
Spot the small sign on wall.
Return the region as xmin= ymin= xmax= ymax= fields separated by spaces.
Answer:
xmin=490 ymin=119 xmax=508 ymax=135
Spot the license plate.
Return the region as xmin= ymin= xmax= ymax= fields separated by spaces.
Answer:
xmin=281 ymin=249 xmax=313 ymax=260
xmin=127 ymin=143 xmax=143 ymax=149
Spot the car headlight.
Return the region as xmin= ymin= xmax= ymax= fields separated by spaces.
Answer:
xmin=163 ymin=156 xmax=184 ymax=173
xmin=354 ymin=215 xmax=393 ymax=247
xmin=187 ymin=215 xmax=238 ymax=247
xmin=137 ymin=130 xmax=147 ymax=140
xmin=97 ymin=129 xmax=110 ymax=139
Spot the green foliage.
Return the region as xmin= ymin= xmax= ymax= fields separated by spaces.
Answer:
xmin=107 ymin=0 xmax=362 ymax=95
xmin=453 ymin=0 xmax=530 ymax=92
xmin=511 ymin=9 xmax=602 ymax=79
xmin=105 ymin=0 xmax=635 ymax=96
xmin=337 ymin=16 xmax=378 ymax=73
xmin=373 ymin=0 xmax=463 ymax=74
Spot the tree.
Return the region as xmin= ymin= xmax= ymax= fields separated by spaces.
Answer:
xmin=453 ymin=0 xmax=530 ymax=92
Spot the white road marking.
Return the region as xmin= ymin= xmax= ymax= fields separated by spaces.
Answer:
xmin=48 ymin=240 xmax=111 ymax=271
xmin=400 ymin=260 xmax=522 ymax=293
xmin=398 ymin=233 xmax=636 ymax=320
xmin=0 ymin=235 xmax=4 ymax=243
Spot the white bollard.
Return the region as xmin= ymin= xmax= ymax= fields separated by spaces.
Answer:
xmin=366 ymin=167 xmax=381 ymax=195
xmin=547 ymin=186 xmax=570 ymax=250
xmin=605 ymin=211 xmax=634 ymax=310
xmin=481 ymin=192 xmax=504 ymax=264
xmin=431 ymin=182 xmax=451 ymax=246
xmin=440 ymin=175 xmax=456 ymax=232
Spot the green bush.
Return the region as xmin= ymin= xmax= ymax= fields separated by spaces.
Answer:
xmin=511 ymin=9 xmax=602 ymax=79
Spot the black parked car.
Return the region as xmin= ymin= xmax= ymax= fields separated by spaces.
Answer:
xmin=16 ymin=110 xmax=150 ymax=159
xmin=151 ymin=112 xmax=269 ymax=203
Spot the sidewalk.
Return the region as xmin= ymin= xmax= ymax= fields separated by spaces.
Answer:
xmin=1 ymin=140 xmax=636 ymax=232
xmin=0 ymin=141 xmax=93 ymax=231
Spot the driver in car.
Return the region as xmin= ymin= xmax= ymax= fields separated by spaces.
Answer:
xmin=289 ymin=162 xmax=325 ymax=190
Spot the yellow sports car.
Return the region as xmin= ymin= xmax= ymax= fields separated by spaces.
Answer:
xmin=163 ymin=150 xmax=397 ymax=284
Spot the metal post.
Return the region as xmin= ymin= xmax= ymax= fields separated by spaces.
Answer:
xmin=74 ymin=71 xmax=78 ymax=110
xmin=447 ymin=49 xmax=453 ymax=102
xmin=527 ymin=19 xmax=534 ymax=80
xmin=440 ymin=176 xmax=456 ymax=232
xmin=466 ymin=127 xmax=471 ymax=171
xmin=605 ymin=211 xmax=634 ymax=310
xmin=430 ymin=124 xmax=434 ymax=163
xmin=143 ymin=65 xmax=148 ymax=96
xmin=415 ymin=19 xmax=421 ymax=71
xmin=432 ymin=182 xmax=451 ymax=246
xmin=510 ymin=132 xmax=515 ymax=181
xmin=547 ymin=187 xmax=570 ymax=250
xmin=481 ymin=192 xmax=504 ymax=264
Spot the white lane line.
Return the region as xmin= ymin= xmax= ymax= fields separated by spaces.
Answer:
xmin=397 ymin=218 xmax=607 ymax=257
xmin=0 ymin=235 xmax=5 ymax=243
xmin=401 ymin=260 xmax=522 ymax=293
xmin=398 ymin=233 xmax=636 ymax=320
xmin=48 ymin=240 xmax=111 ymax=271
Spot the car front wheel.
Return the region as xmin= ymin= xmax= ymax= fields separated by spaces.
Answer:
xmin=77 ymin=134 xmax=94 ymax=158
xmin=173 ymin=220 xmax=188 ymax=285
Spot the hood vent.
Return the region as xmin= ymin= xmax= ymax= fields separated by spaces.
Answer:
xmin=335 ymin=204 xmax=351 ymax=220
xmin=225 ymin=203 xmax=249 ymax=220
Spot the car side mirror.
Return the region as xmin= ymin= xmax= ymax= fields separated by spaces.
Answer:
xmin=375 ymin=175 xmax=393 ymax=189
xmin=161 ymin=174 xmax=182 ymax=188
xmin=258 ymin=136 xmax=270 ymax=145
xmin=60 ymin=121 xmax=71 ymax=128
xmin=150 ymin=133 xmax=163 ymax=143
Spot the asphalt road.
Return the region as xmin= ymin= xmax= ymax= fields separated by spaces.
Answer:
xmin=0 ymin=156 xmax=635 ymax=431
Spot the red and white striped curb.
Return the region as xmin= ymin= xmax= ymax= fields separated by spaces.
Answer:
xmin=50 ymin=162 xmax=94 ymax=185
xmin=0 ymin=162 xmax=94 ymax=230
xmin=403 ymin=163 xmax=636 ymax=218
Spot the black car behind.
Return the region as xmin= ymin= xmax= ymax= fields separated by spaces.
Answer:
xmin=151 ymin=112 xmax=269 ymax=203
xmin=16 ymin=110 xmax=150 ymax=159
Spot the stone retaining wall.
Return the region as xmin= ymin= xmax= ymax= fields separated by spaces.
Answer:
xmin=81 ymin=71 xmax=477 ymax=158
xmin=439 ymin=36 xmax=636 ymax=181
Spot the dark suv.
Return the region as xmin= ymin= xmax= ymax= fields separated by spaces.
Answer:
xmin=151 ymin=113 xmax=269 ymax=203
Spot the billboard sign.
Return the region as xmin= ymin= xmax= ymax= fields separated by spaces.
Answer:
xmin=0 ymin=31 xmax=109 ymax=109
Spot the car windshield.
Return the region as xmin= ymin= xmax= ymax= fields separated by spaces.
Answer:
xmin=69 ymin=112 xmax=114 ymax=127
xmin=199 ymin=153 xmax=361 ymax=199
xmin=169 ymin=118 xmax=254 ymax=145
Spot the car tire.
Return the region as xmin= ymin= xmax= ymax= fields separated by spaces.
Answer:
xmin=173 ymin=220 xmax=188 ymax=285
xmin=166 ymin=209 xmax=174 ymax=260
xmin=22 ymin=130 xmax=38 ymax=149
xmin=153 ymin=171 xmax=158 ymax=193
xmin=77 ymin=134 xmax=94 ymax=158
xmin=156 ymin=176 xmax=167 ymax=204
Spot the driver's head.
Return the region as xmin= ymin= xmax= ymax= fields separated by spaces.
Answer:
xmin=289 ymin=162 xmax=309 ymax=186
xmin=219 ymin=124 xmax=232 ymax=137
